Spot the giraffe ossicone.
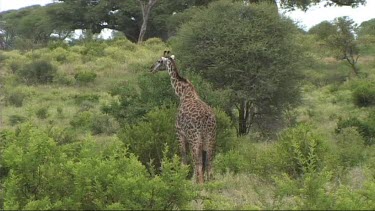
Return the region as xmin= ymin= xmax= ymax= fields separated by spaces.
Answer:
xmin=150 ymin=51 xmax=217 ymax=184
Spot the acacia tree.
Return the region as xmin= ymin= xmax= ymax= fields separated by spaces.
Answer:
xmin=309 ymin=17 xmax=360 ymax=77
xmin=330 ymin=17 xmax=360 ymax=77
xmin=172 ymin=1 xmax=305 ymax=136
xmin=137 ymin=0 xmax=158 ymax=43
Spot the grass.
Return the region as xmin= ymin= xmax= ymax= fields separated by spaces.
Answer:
xmin=1 ymin=38 xmax=375 ymax=210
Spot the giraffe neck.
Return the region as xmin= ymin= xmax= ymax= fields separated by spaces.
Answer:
xmin=166 ymin=59 xmax=197 ymax=100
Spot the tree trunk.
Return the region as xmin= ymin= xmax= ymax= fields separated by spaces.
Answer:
xmin=137 ymin=0 xmax=158 ymax=44
xmin=237 ymin=100 xmax=252 ymax=136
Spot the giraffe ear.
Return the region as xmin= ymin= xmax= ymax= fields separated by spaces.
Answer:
xmin=170 ymin=55 xmax=175 ymax=60
xmin=163 ymin=51 xmax=167 ymax=56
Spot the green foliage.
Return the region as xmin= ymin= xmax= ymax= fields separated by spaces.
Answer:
xmin=334 ymin=128 xmax=366 ymax=167
xmin=118 ymin=106 xmax=178 ymax=171
xmin=91 ymin=113 xmax=119 ymax=135
xmin=213 ymin=108 xmax=237 ymax=153
xmin=358 ymin=18 xmax=375 ymax=37
xmin=72 ymin=93 xmax=99 ymax=105
xmin=15 ymin=59 xmax=57 ymax=84
xmin=74 ymin=71 xmax=97 ymax=85
xmin=8 ymin=115 xmax=27 ymax=126
xmin=352 ymin=81 xmax=375 ymax=107
xmin=308 ymin=21 xmax=337 ymax=40
xmin=70 ymin=111 xmax=118 ymax=135
xmin=276 ymin=124 xmax=329 ymax=177
xmin=336 ymin=117 xmax=375 ymax=146
xmin=274 ymin=170 xmax=375 ymax=210
xmin=102 ymin=74 xmax=175 ymax=125
xmin=1 ymin=124 xmax=196 ymax=210
xmin=5 ymin=90 xmax=27 ymax=107
xmin=334 ymin=182 xmax=375 ymax=210
xmin=279 ymin=0 xmax=366 ymax=11
xmin=274 ymin=171 xmax=334 ymax=210
xmin=214 ymin=150 xmax=246 ymax=174
xmin=36 ymin=107 xmax=49 ymax=119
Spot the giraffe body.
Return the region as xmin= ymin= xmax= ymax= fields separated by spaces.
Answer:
xmin=151 ymin=51 xmax=216 ymax=184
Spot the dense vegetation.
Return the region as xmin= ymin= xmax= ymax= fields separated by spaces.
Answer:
xmin=1 ymin=0 xmax=375 ymax=210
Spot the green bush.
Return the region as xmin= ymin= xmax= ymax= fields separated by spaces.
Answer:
xmin=74 ymin=71 xmax=97 ymax=85
xmin=9 ymin=61 xmax=22 ymax=74
xmin=47 ymin=126 xmax=78 ymax=145
xmin=1 ymin=124 xmax=196 ymax=210
xmin=70 ymin=111 xmax=118 ymax=135
xmin=91 ymin=114 xmax=119 ymax=135
xmin=8 ymin=115 xmax=27 ymax=126
xmin=6 ymin=91 xmax=26 ymax=107
xmin=36 ymin=107 xmax=49 ymax=119
xmin=70 ymin=111 xmax=94 ymax=131
xmin=336 ymin=117 xmax=375 ymax=146
xmin=16 ymin=59 xmax=57 ymax=84
xmin=72 ymin=93 xmax=99 ymax=105
xmin=214 ymin=108 xmax=237 ymax=153
xmin=118 ymin=106 xmax=178 ymax=171
xmin=56 ymin=107 xmax=63 ymax=118
xmin=214 ymin=150 xmax=246 ymax=174
xmin=352 ymin=82 xmax=375 ymax=107
xmin=53 ymin=70 xmax=75 ymax=85
xmin=276 ymin=124 xmax=329 ymax=177
xmin=334 ymin=127 xmax=366 ymax=167
xmin=274 ymin=171 xmax=334 ymax=210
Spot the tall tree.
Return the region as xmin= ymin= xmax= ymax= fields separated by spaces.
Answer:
xmin=172 ymin=1 xmax=305 ymax=136
xmin=137 ymin=0 xmax=158 ymax=43
xmin=278 ymin=0 xmax=366 ymax=11
xmin=309 ymin=17 xmax=360 ymax=77
xmin=330 ymin=17 xmax=360 ymax=77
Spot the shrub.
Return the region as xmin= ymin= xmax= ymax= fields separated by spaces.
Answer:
xmin=53 ymin=70 xmax=75 ymax=85
xmin=70 ymin=111 xmax=118 ymax=135
xmin=8 ymin=115 xmax=27 ymax=126
xmin=214 ymin=150 xmax=246 ymax=174
xmin=214 ymin=108 xmax=237 ymax=153
xmin=6 ymin=91 xmax=26 ymax=107
xmin=336 ymin=117 xmax=375 ymax=146
xmin=47 ymin=126 xmax=77 ymax=145
xmin=334 ymin=127 xmax=366 ymax=167
xmin=15 ymin=59 xmax=57 ymax=84
xmin=352 ymin=82 xmax=375 ymax=107
xmin=276 ymin=124 xmax=329 ymax=177
xmin=70 ymin=111 xmax=93 ymax=131
xmin=74 ymin=71 xmax=97 ymax=85
xmin=274 ymin=171 xmax=334 ymax=210
xmin=9 ymin=61 xmax=22 ymax=74
xmin=118 ymin=106 xmax=178 ymax=171
xmin=36 ymin=107 xmax=49 ymax=119
xmin=2 ymin=124 xmax=196 ymax=210
xmin=73 ymin=93 xmax=99 ymax=105
xmin=91 ymin=114 xmax=119 ymax=135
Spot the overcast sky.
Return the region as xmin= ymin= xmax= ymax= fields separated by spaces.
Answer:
xmin=0 ymin=0 xmax=374 ymax=31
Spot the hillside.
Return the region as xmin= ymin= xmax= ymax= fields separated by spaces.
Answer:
xmin=0 ymin=36 xmax=374 ymax=209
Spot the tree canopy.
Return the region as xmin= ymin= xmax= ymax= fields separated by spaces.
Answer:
xmin=0 ymin=0 xmax=367 ymax=49
xmin=171 ymin=1 xmax=305 ymax=135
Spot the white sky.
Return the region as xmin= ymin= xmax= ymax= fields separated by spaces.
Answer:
xmin=0 ymin=0 xmax=374 ymax=31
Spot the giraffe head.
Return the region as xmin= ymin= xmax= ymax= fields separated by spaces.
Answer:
xmin=150 ymin=50 xmax=175 ymax=73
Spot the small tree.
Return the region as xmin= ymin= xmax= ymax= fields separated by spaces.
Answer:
xmin=328 ymin=17 xmax=360 ymax=77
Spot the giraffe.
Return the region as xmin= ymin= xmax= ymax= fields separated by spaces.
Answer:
xmin=150 ymin=51 xmax=216 ymax=184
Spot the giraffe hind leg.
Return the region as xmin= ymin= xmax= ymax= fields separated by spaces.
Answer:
xmin=202 ymin=150 xmax=207 ymax=177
